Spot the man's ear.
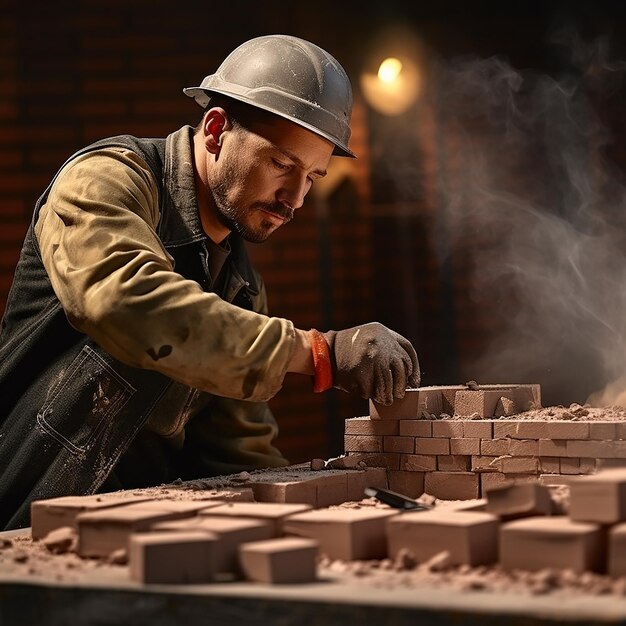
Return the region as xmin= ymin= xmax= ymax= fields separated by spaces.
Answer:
xmin=203 ymin=108 xmax=230 ymax=154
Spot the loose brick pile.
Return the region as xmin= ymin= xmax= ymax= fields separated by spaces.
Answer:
xmin=344 ymin=385 xmax=626 ymax=499
xmin=23 ymin=466 xmax=389 ymax=585
xmin=18 ymin=468 xmax=626 ymax=588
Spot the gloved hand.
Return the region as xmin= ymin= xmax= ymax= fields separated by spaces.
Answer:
xmin=322 ymin=322 xmax=420 ymax=405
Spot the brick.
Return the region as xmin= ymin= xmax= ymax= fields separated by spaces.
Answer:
xmin=252 ymin=481 xmax=317 ymax=507
xmin=344 ymin=435 xmax=383 ymax=453
xmin=455 ymin=390 xmax=503 ymax=418
xmin=450 ymin=438 xmax=480 ymax=455
xmin=538 ymin=457 xmax=561 ymax=473
xmin=399 ymin=420 xmax=432 ymax=437
xmin=589 ymin=422 xmax=617 ymax=440
xmin=539 ymin=474 xmax=581 ymax=487
xmin=455 ymin=386 xmax=539 ymax=418
xmin=513 ymin=422 xmax=550 ymax=439
xmin=345 ymin=416 xmax=399 ymax=436
xmin=493 ymin=422 xmax=517 ymax=439
xmin=345 ymin=453 xmax=400 ymax=470
xmin=387 ymin=470 xmax=425 ymax=498
xmin=152 ymin=516 xmax=274 ymax=574
xmin=347 ymin=467 xmax=388 ymax=501
xmin=239 ymin=537 xmax=319 ymax=584
xmin=480 ymin=439 xmax=509 ymax=456
xmin=500 ymin=517 xmax=604 ymax=573
xmin=494 ymin=397 xmax=520 ymax=417
xmin=479 ymin=384 xmax=540 ymax=410
xmin=370 ymin=387 xmax=442 ymax=420
xmin=508 ymin=385 xmax=541 ymax=410
xmin=425 ymin=471 xmax=480 ymax=500
xmin=284 ymin=508 xmax=398 ymax=560
xmin=481 ymin=473 xmax=516 ymax=495
xmin=383 ymin=436 xmax=415 ymax=454
xmin=538 ymin=439 xmax=568 ymax=456
xmin=599 ymin=459 xmax=626 ymax=470
xmin=440 ymin=386 xmax=466 ymax=414
xmin=445 ymin=498 xmax=488 ymax=513
xmin=197 ymin=502 xmax=312 ymax=535
xmin=472 ymin=456 xmax=500 ymax=472
xmin=613 ymin=441 xmax=626 ymax=458
xmin=415 ymin=437 xmax=450 ymax=455
xmin=437 ymin=455 xmax=471 ymax=472
xmin=485 ymin=483 xmax=551 ymax=519
xmin=325 ymin=455 xmax=361 ymax=469
xmin=570 ymin=469 xmax=626 ymax=524
xmin=560 ymin=457 xmax=581 ymax=475
xmin=507 ymin=439 xmax=539 ymax=457
xmin=414 ymin=387 xmax=444 ymax=417
xmin=566 ymin=440 xmax=614 ymax=458
xmin=545 ymin=422 xmax=590 ymax=440
xmin=76 ymin=500 xmax=215 ymax=558
xmin=315 ymin=473 xmax=349 ymax=508
xmin=129 ymin=531 xmax=220 ymax=584
xmin=499 ymin=457 xmax=539 ymax=474
xmin=30 ymin=494 xmax=153 ymax=540
xmin=432 ymin=421 xmax=463 ymax=438
xmin=387 ymin=510 xmax=499 ymax=566
xmin=580 ymin=458 xmax=597 ymax=474
xmin=399 ymin=454 xmax=437 ymax=472
xmin=462 ymin=421 xmax=493 ymax=439
xmin=616 ymin=423 xmax=626 ymax=440
xmin=608 ymin=523 xmax=626 ymax=577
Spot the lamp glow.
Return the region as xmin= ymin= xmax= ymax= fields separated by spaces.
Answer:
xmin=378 ymin=58 xmax=403 ymax=83
xmin=360 ymin=55 xmax=420 ymax=116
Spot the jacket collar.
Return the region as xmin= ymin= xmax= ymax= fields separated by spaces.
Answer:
xmin=160 ymin=126 xmax=260 ymax=296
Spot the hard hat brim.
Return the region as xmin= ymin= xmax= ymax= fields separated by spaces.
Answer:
xmin=183 ymin=86 xmax=356 ymax=158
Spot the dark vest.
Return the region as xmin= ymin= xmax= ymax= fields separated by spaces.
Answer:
xmin=0 ymin=133 xmax=262 ymax=530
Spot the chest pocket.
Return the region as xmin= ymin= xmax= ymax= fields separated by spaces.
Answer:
xmin=36 ymin=345 xmax=136 ymax=456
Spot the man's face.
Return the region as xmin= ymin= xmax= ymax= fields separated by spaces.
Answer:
xmin=208 ymin=116 xmax=333 ymax=243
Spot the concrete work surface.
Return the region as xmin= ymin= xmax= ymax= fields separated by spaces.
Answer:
xmin=2 ymin=529 xmax=626 ymax=626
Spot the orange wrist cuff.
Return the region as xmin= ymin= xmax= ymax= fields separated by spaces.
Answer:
xmin=309 ymin=329 xmax=333 ymax=393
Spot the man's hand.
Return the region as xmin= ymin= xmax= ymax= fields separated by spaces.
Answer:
xmin=323 ymin=322 xmax=420 ymax=405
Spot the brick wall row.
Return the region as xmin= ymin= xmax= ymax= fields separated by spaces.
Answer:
xmin=344 ymin=386 xmax=626 ymax=499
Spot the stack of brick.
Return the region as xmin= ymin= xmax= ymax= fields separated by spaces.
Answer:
xmin=27 ymin=465 xmax=388 ymax=584
xmin=284 ymin=470 xmax=626 ymax=577
xmin=497 ymin=469 xmax=626 ymax=575
xmin=28 ymin=469 xmax=626 ymax=583
xmin=344 ymin=385 xmax=626 ymax=499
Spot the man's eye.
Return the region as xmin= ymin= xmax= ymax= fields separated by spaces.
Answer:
xmin=272 ymin=160 xmax=289 ymax=171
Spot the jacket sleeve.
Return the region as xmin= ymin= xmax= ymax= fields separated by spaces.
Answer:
xmin=187 ymin=271 xmax=290 ymax=469
xmin=34 ymin=148 xmax=296 ymax=403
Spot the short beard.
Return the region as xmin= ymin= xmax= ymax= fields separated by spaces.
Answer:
xmin=217 ymin=207 xmax=270 ymax=243
xmin=212 ymin=182 xmax=294 ymax=243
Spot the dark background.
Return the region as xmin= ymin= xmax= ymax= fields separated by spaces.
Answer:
xmin=3 ymin=0 xmax=626 ymax=463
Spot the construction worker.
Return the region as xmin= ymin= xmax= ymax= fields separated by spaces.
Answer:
xmin=0 ymin=35 xmax=419 ymax=530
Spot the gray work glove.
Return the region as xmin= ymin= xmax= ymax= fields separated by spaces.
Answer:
xmin=323 ymin=322 xmax=420 ymax=405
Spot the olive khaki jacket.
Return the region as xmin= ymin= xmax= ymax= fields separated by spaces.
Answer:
xmin=0 ymin=126 xmax=293 ymax=530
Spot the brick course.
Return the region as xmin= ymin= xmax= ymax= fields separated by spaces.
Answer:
xmin=345 ymin=387 xmax=626 ymax=498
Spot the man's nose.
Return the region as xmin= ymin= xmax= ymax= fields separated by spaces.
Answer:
xmin=277 ymin=175 xmax=308 ymax=210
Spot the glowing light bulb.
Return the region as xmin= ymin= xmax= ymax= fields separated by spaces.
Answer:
xmin=361 ymin=54 xmax=421 ymax=116
xmin=377 ymin=58 xmax=403 ymax=83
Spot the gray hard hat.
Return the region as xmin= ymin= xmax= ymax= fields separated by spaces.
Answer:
xmin=183 ymin=34 xmax=355 ymax=158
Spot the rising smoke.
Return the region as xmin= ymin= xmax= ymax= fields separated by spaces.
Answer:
xmin=430 ymin=31 xmax=626 ymax=406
